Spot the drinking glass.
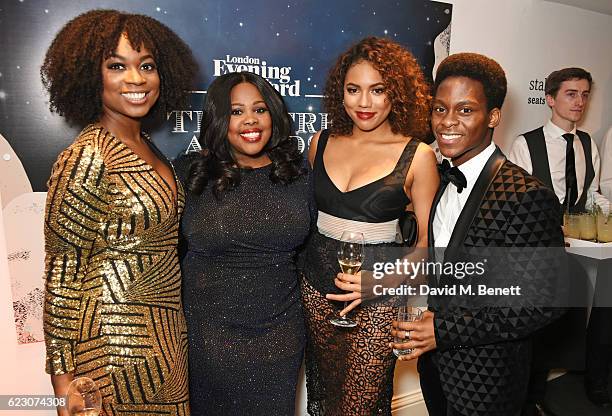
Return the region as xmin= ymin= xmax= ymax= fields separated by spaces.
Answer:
xmin=564 ymin=213 xmax=581 ymax=239
xmin=66 ymin=377 xmax=102 ymax=416
xmin=579 ymin=212 xmax=597 ymax=241
xmin=596 ymin=210 xmax=612 ymax=243
xmin=393 ymin=305 xmax=423 ymax=357
xmin=329 ymin=231 xmax=364 ymax=328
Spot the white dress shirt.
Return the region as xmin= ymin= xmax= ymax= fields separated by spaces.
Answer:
xmin=508 ymin=119 xmax=609 ymax=210
xmin=599 ymin=126 xmax=612 ymax=204
xmin=433 ymin=142 xmax=497 ymax=249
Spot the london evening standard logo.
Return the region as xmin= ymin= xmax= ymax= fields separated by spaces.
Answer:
xmin=213 ymin=54 xmax=301 ymax=97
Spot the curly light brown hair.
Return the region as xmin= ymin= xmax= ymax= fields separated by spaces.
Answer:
xmin=41 ymin=9 xmax=198 ymax=127
xmin=324 ymin=36 xmax=431 ymax=139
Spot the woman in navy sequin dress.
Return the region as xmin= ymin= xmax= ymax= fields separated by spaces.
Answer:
xmin=177 ymin=72 xmax=313 ymax=415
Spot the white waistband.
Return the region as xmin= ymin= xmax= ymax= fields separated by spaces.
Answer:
xmin=317 ymin=211 xmax=400 ymax=244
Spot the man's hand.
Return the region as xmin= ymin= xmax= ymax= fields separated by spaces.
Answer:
xmin=390 ymin=310 xmax=437 ymax=361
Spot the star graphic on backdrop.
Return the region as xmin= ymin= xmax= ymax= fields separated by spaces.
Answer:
xmin=0 ymin=0 xmax=453 ymax=188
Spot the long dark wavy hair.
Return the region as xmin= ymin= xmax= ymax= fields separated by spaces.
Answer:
xmin=324 ymin=36 xmax=431 ymax=139
xmin=185 ymin=72 xmax=305 ymax=198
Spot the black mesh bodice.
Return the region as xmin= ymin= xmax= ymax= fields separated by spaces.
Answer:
xmin=313 ymin=129 xmax=418 ymax=222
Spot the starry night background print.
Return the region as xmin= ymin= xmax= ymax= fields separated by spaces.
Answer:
xmin=0 ymin=0 xmax=451 ymax=191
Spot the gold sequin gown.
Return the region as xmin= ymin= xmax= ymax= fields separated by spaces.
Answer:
xmin=43 ymin=124 xmax=189 ymax=415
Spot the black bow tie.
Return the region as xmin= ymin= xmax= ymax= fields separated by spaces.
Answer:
xmin=438 ymin=159 xmax=467 ymax=193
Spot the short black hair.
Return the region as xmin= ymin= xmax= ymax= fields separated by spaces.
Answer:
xmin=545 ymin=67 xmax=592 ymax=97
xmin=433 ymin=52 xmax=507 ymax=111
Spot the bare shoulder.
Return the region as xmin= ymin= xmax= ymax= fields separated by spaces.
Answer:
xmin=403 ymin=139 xmax=438 ymax=189
xmin=411 ymin=141 xmax=438 ymax=169
xmin=402 ymin=139 xmax=439 ymax=203
xmin=307 ymin=130 xmax=324 ymax=167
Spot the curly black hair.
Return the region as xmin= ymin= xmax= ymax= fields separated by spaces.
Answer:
xmin=40 ymin=9 xmax=197 ymax=126
xmin=185 ymin=72 xmax=305 ymax=199
xmin=323 ymin=36 xmax=431 ymax=140
xmin=433 ymin=53 xmax=507 ymax=110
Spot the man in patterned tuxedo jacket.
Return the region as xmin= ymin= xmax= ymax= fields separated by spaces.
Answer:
xmin=392 ymin=53 xmax=567 ymax=416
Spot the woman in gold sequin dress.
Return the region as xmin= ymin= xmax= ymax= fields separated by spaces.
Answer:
xmin=40 ymin=10 xmax=197 ymax=416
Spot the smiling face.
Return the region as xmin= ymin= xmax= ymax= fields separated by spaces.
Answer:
xmin=546 ymin=78 xmax=590 ymax=131
xmin=227 ymin=82 xmax=273 ymax=167
xmin=431 ymin=76 xmax=500 ymax=166
xmin=101 ymin=35 xmax=160 ymax=123
xmin=343 ymin=60 xmax=392 ymax=133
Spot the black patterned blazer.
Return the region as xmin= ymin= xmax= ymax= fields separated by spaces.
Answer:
xmin=423 ymin=147 xmax=567 ymax=416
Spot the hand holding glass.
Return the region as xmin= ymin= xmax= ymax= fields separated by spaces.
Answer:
xmin=66 ymin=377 xmax=102 ymax=416
xmin=329 ymin=231 xmax=364 ymax=328
xmin=393 ymin=306 xmax=423 ymax=357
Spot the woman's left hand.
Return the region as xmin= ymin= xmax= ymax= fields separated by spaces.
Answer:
xmin=326 ymin=271 xmax=362 ymax=315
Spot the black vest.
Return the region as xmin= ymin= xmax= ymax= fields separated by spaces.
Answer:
xmin=522 ymin=126 xmax=594 ymax=212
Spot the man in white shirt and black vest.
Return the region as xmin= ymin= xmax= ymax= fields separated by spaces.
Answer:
xmin=509 ymin=67 xmax=608 ymax=213
xmin=509 ymin=68 xmax=612 ymax=410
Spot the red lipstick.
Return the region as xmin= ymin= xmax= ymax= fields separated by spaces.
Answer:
xmin=355 ymin=111 xmax=376 ymax=120
xmin=239 ymin=129 xmax=262 ymax=143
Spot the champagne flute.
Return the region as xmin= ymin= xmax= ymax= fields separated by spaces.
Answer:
xmin=66 ymin=377 xmax=102 ymax=416
xmin=329 ymin=231 xmax=364 ymax=328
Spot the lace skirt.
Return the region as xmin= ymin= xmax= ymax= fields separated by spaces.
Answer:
xmin=300 ymin=231 xmax=398 ymax=415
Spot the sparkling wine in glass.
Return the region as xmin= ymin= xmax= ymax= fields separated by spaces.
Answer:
xmin=329 ymin=231 xmax=364 ymax=328
xmin=66 ymin=377 xmax=102 ymax=416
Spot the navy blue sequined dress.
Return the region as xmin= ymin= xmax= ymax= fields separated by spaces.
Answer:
xmin=178 ymin=161 xmax=313 ymax=415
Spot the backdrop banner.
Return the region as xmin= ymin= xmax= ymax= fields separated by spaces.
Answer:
xmin=0 ymin=0 xmax=452 ymax=400
xmin=0 ymin=0 xmax=452 ymax=191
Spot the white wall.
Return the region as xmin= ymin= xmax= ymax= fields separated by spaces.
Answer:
xmin=391 ymin=1 xmax=612 ymax=415
xmin=0 ymin=192 xmax=53 ymax=416
xmin=443 ymin=0 xmax=612 ymax=151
